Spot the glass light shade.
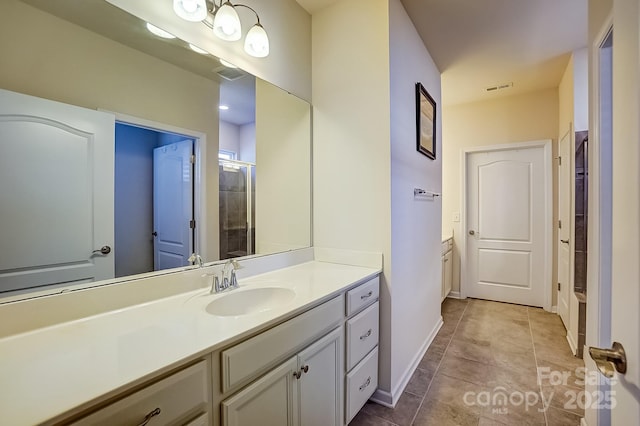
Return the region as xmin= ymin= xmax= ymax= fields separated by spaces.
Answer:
xmin=244 ymin=24 xmax=269 ymax=58
xmin=173 ymin=0 xmax=208 ymax=22
xmin=213 ymin=2 xmax=242 ymax=41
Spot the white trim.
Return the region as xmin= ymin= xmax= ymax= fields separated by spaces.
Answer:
xmin=581 ymin=418 xmax=588 ymax=426
xmin=370 ymin=317 xmax=443 ymax=408
xmin=583 ymin=13 xmax=614 ymax=426
xmin=460 ymin=140 xmax=553 ymax=311
xmin=104 ymin=110 xmax=209 ymax=261
xmin=446 ymin=291 xmax=462 ymax=299
xmin=551 ymin=305 xmax=558 ymax=314
xmin=566 ymin=332 xmax=578 ymax=356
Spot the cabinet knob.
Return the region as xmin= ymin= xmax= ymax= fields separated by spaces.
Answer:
xmin=302 ymin=365 xmax=309 ymax=374
xmin=293 ymin=371 xmax=302 ymax=379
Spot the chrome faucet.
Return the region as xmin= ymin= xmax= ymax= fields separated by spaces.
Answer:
xmin=222 ymin=259 xmax=241 ymax=290
xmin=188 ymin=253 xmax=204 ymax=268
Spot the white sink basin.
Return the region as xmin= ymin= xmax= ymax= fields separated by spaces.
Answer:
xmin=205 ymin=287 xmax=296 ymax=317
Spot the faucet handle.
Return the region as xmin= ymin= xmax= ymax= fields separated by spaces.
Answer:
xmin=229 ymin=269 xmax=239 ymax=289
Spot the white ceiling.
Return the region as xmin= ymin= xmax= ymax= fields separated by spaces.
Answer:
xmin=297 ymin=0 xmax=588 ymax=105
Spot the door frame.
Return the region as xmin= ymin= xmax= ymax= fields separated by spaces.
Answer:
xmin=107 ymin=111 xmax=207 ymax=259
xmin=584 ymin=13 xmax=614 ymax=426
xmin=460 ymin=139 xmax=553 ymax=311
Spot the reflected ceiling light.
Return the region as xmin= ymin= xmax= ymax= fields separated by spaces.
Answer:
xmin=173 ymin=0 xmax=208 ymax=22
xmin=146 ymin=22 xmax=176 ymax=39
xmin=219 ymin=105 xmax=230 ymax=110
xmin=173 ymin=0 xmax=270 ymax=58
xmin=189 ymin=43 xmax=208 ymax=54
xmin=219 ymin=59 xmax=237 ymax=68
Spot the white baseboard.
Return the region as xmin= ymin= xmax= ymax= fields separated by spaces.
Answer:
xmin=566 ymin=333 xmax=578 ymax=356
xmin=370 ymin=317 xmax=443 ymax=408
xmin=447 ymin=291 xmax=462 ymax=299
xmin=551 ymin=305 xmax=558 ymax=313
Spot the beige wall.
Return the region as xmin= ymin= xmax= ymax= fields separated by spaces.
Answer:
xmin=312 ymin=0 xmax=393 ymax=391
xmin=442 ymin=89 xmax=559 ymax=304
xmin=0 ymin=0 xmax=221 ymax=261
xmin=255 ymin=79 xmax=312 ymax=253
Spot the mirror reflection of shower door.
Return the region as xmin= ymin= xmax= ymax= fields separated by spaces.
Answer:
xmin=219 ymin=160 xmax=255 ymax=259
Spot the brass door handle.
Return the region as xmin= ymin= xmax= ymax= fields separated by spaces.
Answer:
xmin=561 ymin=239 xmax=570 ymax=244
xmin=468 ymin=230 xmax=475 ymax=236
xmin=589 ymin=341 xmax=627 ymax=378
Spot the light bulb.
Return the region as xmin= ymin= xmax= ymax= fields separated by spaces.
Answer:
xmin=173 ymin=0 xmax=208 ymax=22
xmin=244 ymin=24 xmax=269 ymax=58
xmin=213 ymin=2 xmax=241 ymax=41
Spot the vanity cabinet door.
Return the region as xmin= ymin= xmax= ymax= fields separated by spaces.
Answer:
xmin=297 ymin=327 xmax=343 ymax=426
xmin=222 ymin=357 xmax=299 ymax=426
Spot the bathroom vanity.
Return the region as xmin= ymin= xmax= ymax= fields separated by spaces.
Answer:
xmin=0 ymin=249 xmax=381 ymax=426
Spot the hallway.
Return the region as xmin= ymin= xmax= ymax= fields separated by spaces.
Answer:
xmin=353 ymin=299 xmax=585 ymax=425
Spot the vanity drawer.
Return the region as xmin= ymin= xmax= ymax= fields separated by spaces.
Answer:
xmin=346 ymin=277 xmax=379 ymax=316
xmin=346 ymin=347 xmax=378 ymax=424
xmin=73 ymin=361 xmax=210 ymax=426
xmin=346 ymin=301 xmax=379 ymax=371
xmin=221 ymin=295 xmax=343 ymax=393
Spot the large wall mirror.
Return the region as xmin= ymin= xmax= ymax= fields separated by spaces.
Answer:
xmin=0 ymin=0 xmax=312 ymax=301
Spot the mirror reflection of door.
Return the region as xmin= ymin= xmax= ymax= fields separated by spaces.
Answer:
xmin=0 ymin=89 xmax=115 ymax=295
xmin=114 ymin=123 xmax=195 ymax=278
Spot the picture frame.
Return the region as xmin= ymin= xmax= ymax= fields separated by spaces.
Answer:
xmin=415 ymin=82 xmax=436 ymax=159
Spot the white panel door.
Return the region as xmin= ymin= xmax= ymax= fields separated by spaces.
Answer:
xmin=466 ymin=145 xmax=548 ymax=306
xmin=0 ymin=89 xmax=114 ymax=293
xmin=557 ymin=131 xmax=572 ymax=327
xmin=153 ymin=140 xmax=193 ymax=270
xmin=297 ymin=327 xmax=342 ymax=426
xmin=222 ymin=357 xmax=299 ymax=426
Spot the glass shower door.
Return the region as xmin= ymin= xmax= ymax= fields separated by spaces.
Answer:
xmin=219 ymin=160 xmax=255 ymax=259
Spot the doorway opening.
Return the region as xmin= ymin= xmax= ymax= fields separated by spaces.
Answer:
xmin=114 ymin=122 xmax=196 ymax=278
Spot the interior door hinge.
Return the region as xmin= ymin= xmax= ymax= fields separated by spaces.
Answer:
xmin=559 ymin=220 xmax=562 ymax=229
xmin=559 ymin=156 xmax=562 ymax=166
xmin=558 ymin=282 xmax=561 ymax=291
xmin=190 ymin=154 xmax=196 ymax=164
xmin=190 ymin=220 xmax=196 ymax=229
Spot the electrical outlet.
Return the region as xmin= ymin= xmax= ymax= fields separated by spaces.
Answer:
xmin=453 ymin=212 xmax=460 ymax=222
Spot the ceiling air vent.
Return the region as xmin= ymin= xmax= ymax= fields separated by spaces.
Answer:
xmin=486 ymin=82 xmax=513 ymax=92
xmin=215 ymin=66 xmax=246 ymax=81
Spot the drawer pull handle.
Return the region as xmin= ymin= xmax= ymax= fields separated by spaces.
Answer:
xmin=138 ymin=408 xmax=161 ymax=426
xmin=360 ymin=291 xmax=373 ymax=300
xmin=360 ymin=329 xmax=372 ymax=340
xmin=302 ymin=365 xmax=309 ymax=374
xmin=359 ymin=377 xmax=371 ymax=391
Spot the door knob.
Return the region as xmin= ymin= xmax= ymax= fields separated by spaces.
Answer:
xmin=92 ymin=246 xmax=111 ymax=255
xmin=468 ymin=230 xmax=475 ymax=235
xmin=152 ymin=231 xmax=158 ymax=237
xmin=589 ymin=341 xmax=627 ymax=378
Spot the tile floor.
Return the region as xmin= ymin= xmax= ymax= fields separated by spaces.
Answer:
xmin=351 ymin=298 xmax=585 ymax=426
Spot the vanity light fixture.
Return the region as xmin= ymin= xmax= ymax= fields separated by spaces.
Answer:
xmin=173 ymin=0 xmax=270 ymax=58
xmin=146 ymin=22 xmax=176 ymax=39
xmin=173 ymin=0 xmax=208 ymax=22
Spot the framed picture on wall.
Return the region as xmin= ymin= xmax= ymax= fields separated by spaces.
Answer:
xmin=415 ymin=82 xmax=436 ymax=159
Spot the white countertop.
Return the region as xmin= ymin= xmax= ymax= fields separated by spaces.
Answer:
xmin=0 ymin=260 xmax=380 ymax=425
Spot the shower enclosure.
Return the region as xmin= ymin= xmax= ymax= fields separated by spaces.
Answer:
xmin=219 ymin=159 xmax=256 ymax=259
